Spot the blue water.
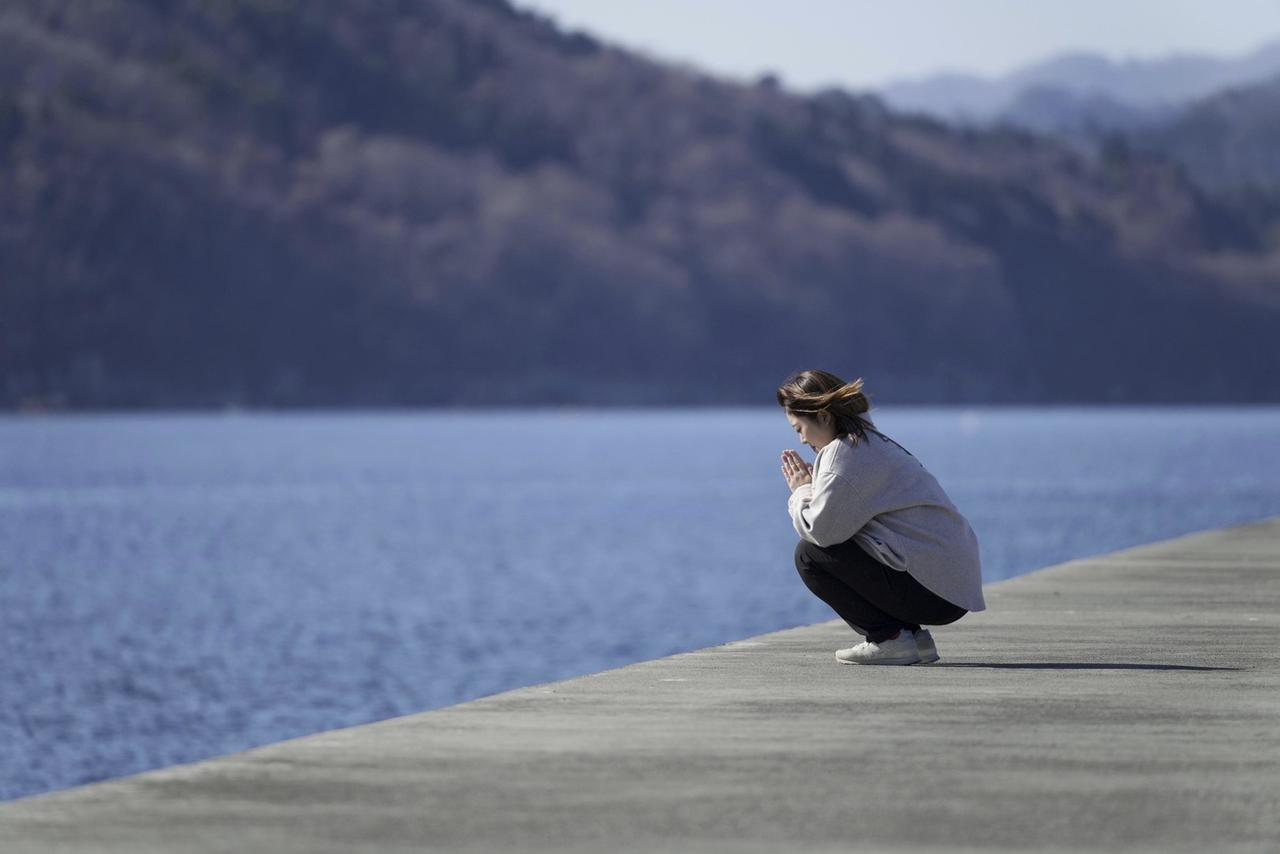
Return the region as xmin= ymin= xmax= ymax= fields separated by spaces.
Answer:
xmin=2 ymin=406 xmax=1278 ymax=801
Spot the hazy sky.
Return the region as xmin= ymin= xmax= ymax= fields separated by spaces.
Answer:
xmin=515 ymin=0 xmax=1280 ymax=91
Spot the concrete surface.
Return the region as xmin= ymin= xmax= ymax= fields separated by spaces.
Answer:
xmin=2 ymin=517 xmax=1278 ymax=853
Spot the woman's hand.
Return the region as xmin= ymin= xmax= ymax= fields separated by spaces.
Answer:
xmin=780 ymin=449 xmax=813 ymax=492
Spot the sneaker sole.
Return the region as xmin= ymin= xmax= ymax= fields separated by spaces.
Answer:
xmin=835 ymin=654 xmax=922 ymax=665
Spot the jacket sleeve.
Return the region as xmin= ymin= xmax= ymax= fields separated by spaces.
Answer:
xmin=787 ymin=468 xmax=874 ymax=547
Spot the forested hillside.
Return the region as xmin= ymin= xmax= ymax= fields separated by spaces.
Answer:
xmin=2 ymin=0 xmax=1277 ymax=407
xmin=1128 ymin=74 xmax=1280 ymax=194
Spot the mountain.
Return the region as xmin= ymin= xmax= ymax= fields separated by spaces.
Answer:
xmin=1127 ymin=73 xmax=1280 ymax=194
xmin=1 ymin=0 xmax=1278 ymax=408
xmin=882 ymin=41 xmax=1280 ymax=125
xmin=998 ymin=86 xmax=1176 ymax=139
xmin=994 ymin=73 xmax=1280 ymax=196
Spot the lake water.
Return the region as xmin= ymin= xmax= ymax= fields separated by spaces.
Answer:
xmin=2 ymin=406 xmax=1279 ymax=801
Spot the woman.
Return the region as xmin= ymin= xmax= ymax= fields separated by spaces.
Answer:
xmin=777 ymin=369 xmax=985 ymax=665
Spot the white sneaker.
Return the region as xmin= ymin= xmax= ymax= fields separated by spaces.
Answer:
xmin=835 ymin=629 xmax=921 ymax=665
xmin=915 ymin=628 xmax=940 ymax=664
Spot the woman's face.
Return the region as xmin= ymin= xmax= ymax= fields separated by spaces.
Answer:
xmin=786 ymin=410 xmax=838 ymax=452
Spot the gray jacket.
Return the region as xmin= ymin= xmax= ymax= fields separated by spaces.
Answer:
xmin=787 ymin=427 xmax=986 ymax=612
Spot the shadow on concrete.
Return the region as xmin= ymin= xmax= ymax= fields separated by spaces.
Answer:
xmin=937 ymin=662 xmax=1239 ymax=671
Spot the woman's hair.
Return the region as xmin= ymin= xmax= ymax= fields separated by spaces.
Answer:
xmin=776 ymin=369 xmax=875 ymax=444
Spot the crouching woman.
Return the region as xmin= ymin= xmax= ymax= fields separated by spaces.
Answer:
xmin=778 ymin=369 xmax=986 ymax=665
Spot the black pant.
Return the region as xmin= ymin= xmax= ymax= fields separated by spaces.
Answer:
xmin=794 ymin=537 xmax=967 ymax=643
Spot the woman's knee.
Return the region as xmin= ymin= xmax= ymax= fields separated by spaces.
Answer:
xmin=794 ymin=539 xmax=822 ymax=574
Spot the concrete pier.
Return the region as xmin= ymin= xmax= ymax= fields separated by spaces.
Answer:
xmin=2 ymin=517 xmax=1278 ymax=852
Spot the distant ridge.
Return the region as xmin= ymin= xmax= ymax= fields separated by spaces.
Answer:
xmin=880 ymin=40 xmax=1280 ymax=124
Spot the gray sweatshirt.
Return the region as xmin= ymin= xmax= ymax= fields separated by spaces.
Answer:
xmin=787 ymin=427 xmax=987 ymax=613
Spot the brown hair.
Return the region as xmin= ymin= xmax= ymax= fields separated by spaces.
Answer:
xmin=776 ymin=369 xmax=875 ymax=445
